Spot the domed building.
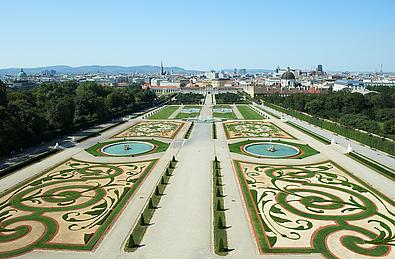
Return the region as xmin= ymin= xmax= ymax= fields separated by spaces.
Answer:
xmin=280 ymin=67 xmax=296 ymax=88
xmin=12 ymin=68 xmax=35 ymax=89
xmin=16 ymin=68 xmax=28 ymax=81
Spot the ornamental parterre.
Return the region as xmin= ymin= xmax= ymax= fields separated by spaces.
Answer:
xmin=114 ymin=120 xmax=184 ymax=139
xmin=223 ymin=121 xmax=293 ymax=139
xmin=233 ymin=160 xmax=395 ymax=258
xmin=0 ymin=159 xmax=156 ymax=258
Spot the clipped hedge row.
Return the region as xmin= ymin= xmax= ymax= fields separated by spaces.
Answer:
xmin=213 ymin=157 xmax=229 ymax=255
xmin=125 ymin=156 xmax=178 ymax=252
xmin=286 ymin=121 xmax=331 ymax=145
xmin=212 ymin=122 xmax=217 ymax=139
xmin=264 ymin=102 xmax=395 ymax=156
xmin=185 ymin=122 xmax=195 ymax=139
xmin=348 ymin=152 xmax=395 ymax=180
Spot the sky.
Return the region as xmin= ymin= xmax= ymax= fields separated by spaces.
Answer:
xmin=1 ymin=0 xmax=395 ymax=72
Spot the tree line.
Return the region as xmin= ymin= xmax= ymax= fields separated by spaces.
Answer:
xmin=0 ymin=80 xmax=159 ymax=156
xmin=171 ymin=93 xmax=204 ymax=104
xmin=259 ymin=88 xmax=395 ymax=140
xmin=215 ymin=92 xmax=246 ymax=104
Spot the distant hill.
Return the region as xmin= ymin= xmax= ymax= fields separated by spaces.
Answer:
xmin=221 ymin=68 xmax=273 ymax=73
xmin=0 ymin=65 xmax=201 ymax=75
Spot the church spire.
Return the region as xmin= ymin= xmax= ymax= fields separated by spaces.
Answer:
xmin=160 ymin=61 xmax=164 ymax=76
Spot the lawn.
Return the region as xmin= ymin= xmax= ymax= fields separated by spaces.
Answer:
xmin=212 ymin=105 xmax=237 ymax=119
xmin=236 ymin=105 xmax=264 ymax=120
xmin=175 ymin=105 xmax=201 ymax=119
xmin=149 ymin=105 xmax=179 ymax=119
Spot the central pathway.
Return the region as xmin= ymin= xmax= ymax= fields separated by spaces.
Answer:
xmin=134 ymin=96 xmax=215 ymax=258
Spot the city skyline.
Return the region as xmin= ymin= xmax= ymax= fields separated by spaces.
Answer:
xmin=1 ymin=0 xmax=395 ymax=72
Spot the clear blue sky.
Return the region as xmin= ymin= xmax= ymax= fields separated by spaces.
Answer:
xmin=1 ymin=0 xmax=395 ymax=71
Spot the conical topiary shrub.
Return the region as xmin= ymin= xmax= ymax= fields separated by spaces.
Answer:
xmin=216 ymin=199 xmax=224 ymax=211
xmin=161 ymin=176 xmax=168 ymax=185
xmin=216 ymin=187 xmax=224 ymax=198
xmin=148 ymin=198 xmax=157 ymax=209
xmin=217 ymin=215 xmax=225 ymax=229
xmin=155 ymin=185 xmax=164 ymax=196
xmin=139 ymin=213 xmax=147 ymax=226
xmin=128 ymin=233 xmax=137 ymax=248
xmin=218 ymin=237 xmax=227 ymax=252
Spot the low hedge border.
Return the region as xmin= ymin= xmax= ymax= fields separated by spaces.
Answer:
xmin=125 ymin=156 xmax=178 ymax=252
xmin=264 ymin=101 xmax=395 ymax=156
xmin=185 ymin=122 xmax=195 ymax=139
xmin=212 ymin=123 xmax=217 ymax=139
xmin=348 ymin=152 xmax=395 ymax=181
xmin=213 ymin=157 xmax=230 ymax=255
xmin=287 ymin=121 xmax=331 ymax=145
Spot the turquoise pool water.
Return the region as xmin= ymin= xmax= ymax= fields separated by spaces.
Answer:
xmin=213 ymin=108 xmax=233 ymax=113
xmin=243 ymin=142 xmax=300 ymax=158
xmin=180 ymin=108 xmax=200 ymax=113
xmin=101 ymin=141 xmax=154 ymax=156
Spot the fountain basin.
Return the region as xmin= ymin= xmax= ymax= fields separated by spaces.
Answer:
xmin=243 ymin=142 xmax=300 ymax=158
xmin=101 ymin=141 xmax=155 ymax=156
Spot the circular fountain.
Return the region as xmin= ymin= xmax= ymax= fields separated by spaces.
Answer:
xmin=100 ymin=141 xmax=155 ymax=156
xmin=243 ymin=142 xmax=300 ymax=158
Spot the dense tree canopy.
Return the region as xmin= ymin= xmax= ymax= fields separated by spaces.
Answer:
xmin=0 ymin=80 xmax=158 ymax=156
xmin=172 ymin=93 xmax=204 ymax=104
xmin=260 ymin=88 xmax=395 ymax=140
xmin=215 ymin=92 xmax=246 ymax=104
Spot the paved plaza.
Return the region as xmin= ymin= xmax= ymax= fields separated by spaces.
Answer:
xmin=0 ymin=95 xmax=393 ymax=259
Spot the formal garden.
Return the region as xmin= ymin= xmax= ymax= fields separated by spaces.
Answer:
xmin=114 ymin=120 xmax=184 ymax=139
xmin=233 ymin=160 xmax=395 ymax=258
xmin=0 ymin=158 xmax=157 ymax=258
xmin=223 ymin=121 xmax=293 ymax=139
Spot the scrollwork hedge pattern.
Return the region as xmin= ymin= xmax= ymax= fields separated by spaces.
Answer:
xmin=234 ymin=160 xmax=394 ymax=258
xmin=0 ymin=159 xmax=156 ymax=258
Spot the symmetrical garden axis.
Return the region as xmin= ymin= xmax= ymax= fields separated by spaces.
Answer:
xmin=233 ymin=160 xmax=395 ymax=258
xmin=0 ymin=158 xmax=156 ymax=258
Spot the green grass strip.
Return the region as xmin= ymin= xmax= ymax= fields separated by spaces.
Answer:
xmin=348 ymin=152 xmax=395 ymax=181
xmin=212 ymin=123 xmax=217 ymax=139
xmin=236 ymin=105 xmax=264 ymax=120
xmin=185 ymin=122 xmax=194 ymax=139
xmin=149 ymin=106 xmax=179 ymax=119
xmin=212 ymin=159 xmax=229 ymax=255
xmin=287 ymin=121 xmax=331 ymax=144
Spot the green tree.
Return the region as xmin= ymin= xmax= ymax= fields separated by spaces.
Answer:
xmin=46 ymin=97 xmax=75 ymax=129
xmin=0 ymin=80 xmax=7 ymax=107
